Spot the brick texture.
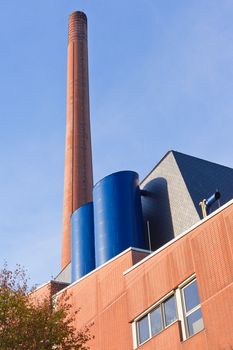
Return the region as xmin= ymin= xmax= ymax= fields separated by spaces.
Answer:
xmin=61 ymin=12 xmax=93 ymax=269
xmin=51 ymin=204 xmax=233 ymax=349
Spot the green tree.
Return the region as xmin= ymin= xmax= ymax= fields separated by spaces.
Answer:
xmin=0 ymin=264 xmax=92 ymax=350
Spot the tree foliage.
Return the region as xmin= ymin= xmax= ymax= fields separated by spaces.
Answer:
xmin=0 ymin=264 xmax=92 ymax=350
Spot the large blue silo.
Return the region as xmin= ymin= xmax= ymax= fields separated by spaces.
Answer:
xmin=71 ymin=202 xmax=95 ymax=282
xmin=93 ymin=171 xmax=145 ymax=267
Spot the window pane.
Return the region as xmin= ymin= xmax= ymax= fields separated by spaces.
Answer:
xmin=150 ymin=306 xmax=163 ymax=336
xmin=187 ymin=308 xmax=204 ymax=336
xmin=183 ymin=280 xmax=200 ymax=312
xmin=164 ymin=295 xmax=177 ymax=326
xmin=138 ymin=315 xmax=150 ymax=344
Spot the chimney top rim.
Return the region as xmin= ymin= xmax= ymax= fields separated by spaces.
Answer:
xmin=69 ymin=11 xmax=87 ymax=19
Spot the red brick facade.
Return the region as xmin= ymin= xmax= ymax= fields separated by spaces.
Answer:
xmin=37 ymin=201 xmax=233 ymax=349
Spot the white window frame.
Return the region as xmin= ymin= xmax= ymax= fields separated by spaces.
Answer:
xmin=132 ymin=290 xmax=177 ymax=348
xmin=177 ymin=275 xmax=203 ymax=340
xmin=132 ymin=274 xmax=204 ymax=348
xmin=175 ymin=287 xmax=186 ymax=340
xmin=132 ymin=321 xmax=138 ymax=350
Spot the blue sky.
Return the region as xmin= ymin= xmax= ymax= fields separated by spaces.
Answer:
xmin=0 ymin=0 xmax=233 ymax=286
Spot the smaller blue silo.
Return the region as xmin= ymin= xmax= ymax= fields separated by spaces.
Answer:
xmin=71 ymin=202 xmax=95 ymax=282
xmin=93 ymin=171 xmax=145 ymax=267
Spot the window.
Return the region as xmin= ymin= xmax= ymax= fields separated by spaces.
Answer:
xmin=164 ymin=295 xmax=177 ymax=326
xmin=137 ymin=315 xmax=149 ymax=344
xmin=136 ymin=294 xmax=177 ymax=346
xmin=181 ymin=279 xmax=204 ymax=337
xmin=133 ymin=277 xmax=204 ymax=348
xmin=150 ymin=306 xmax=163 ymax=335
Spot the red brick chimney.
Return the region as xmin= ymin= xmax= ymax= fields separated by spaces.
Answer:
xmin=61 ymin=11 xmax=93 ymax=269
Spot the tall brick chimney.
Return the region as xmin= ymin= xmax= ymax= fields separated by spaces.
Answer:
xmin=61 ymin=11 xmax=93 ymax=269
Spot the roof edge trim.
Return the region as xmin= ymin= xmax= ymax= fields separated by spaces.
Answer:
xmin=55 ymin=247 xmax=151 ymax=296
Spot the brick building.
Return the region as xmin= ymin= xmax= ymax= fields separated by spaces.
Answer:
xmin=34 ymin=199 xmax=233 ymax=349
xmin=33 ymin=11 xmax=233 ymax=350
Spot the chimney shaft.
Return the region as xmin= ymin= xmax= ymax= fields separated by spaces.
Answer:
xmin=61 ymin=11 xmax=93 ymax=269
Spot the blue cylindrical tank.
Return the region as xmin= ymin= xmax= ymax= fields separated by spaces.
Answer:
xmin=93 ymin=171 xmax=145 ymax=267
xmin=71 ymin=202 xmax=95 ymax=282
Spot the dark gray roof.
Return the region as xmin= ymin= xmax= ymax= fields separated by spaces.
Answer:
xmin=173 ymin=151 xmax=233 ymax=217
